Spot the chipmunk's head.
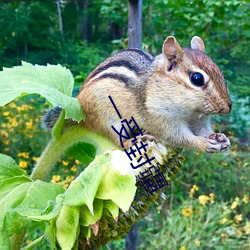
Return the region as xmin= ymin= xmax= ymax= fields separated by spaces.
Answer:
xmin=152 ymin=36 xmax=232 ymax=116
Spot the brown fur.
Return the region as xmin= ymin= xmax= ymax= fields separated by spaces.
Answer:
xmin=77 ymin=36 xmax=231 ymax=152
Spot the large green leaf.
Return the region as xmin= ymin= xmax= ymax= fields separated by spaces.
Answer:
xmin=0 ymin=62 xmax=85 ymax=122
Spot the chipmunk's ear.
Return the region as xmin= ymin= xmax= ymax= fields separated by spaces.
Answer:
xmin=191 ymin=36 xmax=205 ymax=52
xmin=162 ymin=36 xmax=184 ymax=63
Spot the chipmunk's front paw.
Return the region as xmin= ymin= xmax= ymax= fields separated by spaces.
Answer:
xmin=206 ymin=133 xmax=230 ymax=152
xmin=126 ymin=134 xmax=156 ymax=148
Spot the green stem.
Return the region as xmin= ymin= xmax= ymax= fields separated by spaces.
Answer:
xmin=30 ymin=126 xmax=118 ymax=181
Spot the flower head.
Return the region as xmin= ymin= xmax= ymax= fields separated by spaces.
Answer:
xmin=182 ymin=207 xmax=192 ymax=217
xmin=51 ymin=175 xmax=61 ymax=183
xmin=198 ymin=195 xmax=210 ymax=206
xmin=234 ymin=214 xmax=243 ymax=224
xmin=244 ymin=221 xmax=250 ymax=234
xmin=231 ymin=197 xmax=240 ymax=209
xmin=19 ymin=161 xmax=28 ymax=169
xmin=243 ymin=195 xmax=248 ymax=204
xmin=220 ymin=217 xmax=228 ymax=224
xmin=209 ymin=193 xmax=215 ymax=204
xmin=189 ymin=184 xmax=199 ymax=198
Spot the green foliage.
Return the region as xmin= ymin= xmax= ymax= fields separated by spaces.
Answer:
xmin=0 ymin=0 xmax=249 ymax=100
xmin=61 ymin=42 xmax=110 ymax=86
xmin=138 ymin=196 xmax=249 ymax=249
xmin=142 ymin=0 xmax=250 ymax=99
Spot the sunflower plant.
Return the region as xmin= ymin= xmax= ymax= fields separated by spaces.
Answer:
xmin=0 ymin=62 xmax=183 ymax=249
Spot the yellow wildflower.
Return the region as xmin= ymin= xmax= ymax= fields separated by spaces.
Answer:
xmin=11 ymin=119 xmax=18 ymax=127
xmin=51 ymin=175 xmax=61 ymax=183
xmin=19 ymin=161 xmax=28 ymax=169
xmin=209 ymin=193 xmax=215 ymax=204
xmin=3 ymin=111 xmax=9 ymax=116
xmin=26 ymin=121 xmax=33 ymax=129
xmin=232 ymin=150 xmax=237 ymax=156
xmin=243 ymin=195 xmax=248 ymax=204
xmin=221 ymin=162 xmax=228 ymax=167
xmin=0 ymin=130 xmax=8 ymax=138
xmin=220 ymin=217 xmax=227 ymax=224
xmin=66 ymin=176 xmax=75 ymax=182
xmin=182 ymin=207 xmax=192 ymax=217
xmin=236 ymin=229 xmax=242 ymax=237
xmin=189 ymin=184 xmax=199 ymax=197
xmin=221 ymin=232 xmax=227 ymax=238
xmin=3 ymin=138 xmax=9 ymax=145
xmin=179 ymin=247 xmax=186 ymax=250
xmin=231 ymin=197 xmax=240 ymax=209
xmin=194 ymin=238 xmax=201 ymax=247
xmin=198 ymin=195 xmax=210 ymax=206
xmin=62 ymin=160 xmax=69 ymax=166
xmin=9 ymin=103 xmax=16 ymax=108
xmin=32 ymin=157 xmax=39 ymax=162
xmin=244 ymin=221 xmax=250 ymax=234
xmin=63 ymin=182 xmax=69 ymax=189
xmin=75 ymin=159 xmax=81 ymax=165
xmin=17 ymin=105 xmax=30 ymax=112
xmin=71 ymin=165 xmax=77 ymax=172
xmin=234 ymin=214 xmax=243 ymax=224
xmin=18 ymin=152 xmax=29 ymax=159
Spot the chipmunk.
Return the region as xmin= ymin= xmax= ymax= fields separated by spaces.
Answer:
xmin=44 ymin=36 xmax=232 ymax=153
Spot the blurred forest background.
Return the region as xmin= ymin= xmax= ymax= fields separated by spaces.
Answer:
xmin=0 ymin=0 xmax=249 ymax=249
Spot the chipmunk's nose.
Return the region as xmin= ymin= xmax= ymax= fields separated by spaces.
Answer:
xmin=228 ymin=101 xmax=232 ymax=112
xmin=219 ymin=101 xmax=232 ymax=114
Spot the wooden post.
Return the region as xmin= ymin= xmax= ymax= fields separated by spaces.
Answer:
xmin=56 ymin=0 xmax=63 ymax=36
xmin=128 ymin=0 xmax=142 ymax=49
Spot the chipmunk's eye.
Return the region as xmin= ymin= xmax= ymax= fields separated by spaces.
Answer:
xmin=190 ymin=72 xmax=204 ymax=87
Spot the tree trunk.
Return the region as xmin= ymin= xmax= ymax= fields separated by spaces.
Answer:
xmin=82 ymin=0 xmax=89 ymax=41
xmin=128 ymin=0 xmax=142 ymax=48
xmin=56 ymin=0 xmax=63 ymax=36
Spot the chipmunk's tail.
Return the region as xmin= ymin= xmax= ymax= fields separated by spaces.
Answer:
xmin=41 ymin=106 xmax=62 ymax=130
